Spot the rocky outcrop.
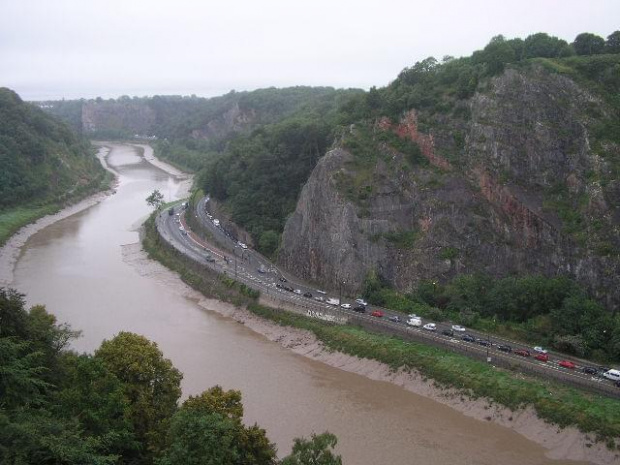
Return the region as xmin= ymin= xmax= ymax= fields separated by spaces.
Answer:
xmin=279 ymin=67 xmax=620 ymax=309
xmin=82 ymin=101 xmax=156 ymax=135
xmin=80 ymin=99 xmax=256 ymax=140
xmin=189 ymin=103 xmax=256 ymax=141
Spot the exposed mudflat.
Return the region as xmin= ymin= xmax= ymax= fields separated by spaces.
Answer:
xmin=122 ymin=240 xmax=618 ymax=465
xmin=0 ymin=145 xmax=116 ymax=287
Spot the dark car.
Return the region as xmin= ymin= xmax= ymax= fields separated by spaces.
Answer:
xmin=303 ymin=292 xmax=313 ymax=298
xmin=279 ymin=277 xmax=287 ymax=282
xmin=497 ymin=345 xmax=512 ymax=353
xmin=514 ymin=349 xmax=531 ymax=357
xmin=276 ymin=283 xmax=282 ymax=289
xmin=353 ymin=306 xmax=366 ymax=313
xmin=582 ymin=366 xmax=598 ymax=375
xmin=388 ymin=315 xmax=401 ymax=323
xmin=462 ymin=334 xmax=476 ymax=343
xmin=284 ymin=286 xmax=294 ymax=292
xmin=441 ymin=329 xmax=454 ymax=337
xmin=477 ymin=339 xmax=491 ymax=347
xmin=205 ymin=254 xmax=215 ymax=263
xmin=615 ymin=380 xmax=620 ymax=388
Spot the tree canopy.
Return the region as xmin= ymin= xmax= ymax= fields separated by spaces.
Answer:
xmin=0 ymin=289 xmax=343 ymax=464
xmin=0 ymin=88 xmax=105 ymax=210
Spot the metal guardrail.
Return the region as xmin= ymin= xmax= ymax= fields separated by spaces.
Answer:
xmin=155 ymin=212 xmax=620 ymax=399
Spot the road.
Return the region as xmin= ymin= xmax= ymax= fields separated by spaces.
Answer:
xmin=156 ymin=198 xmax=620 ymax=397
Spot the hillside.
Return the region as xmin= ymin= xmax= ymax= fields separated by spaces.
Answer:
xmin=0 ymin=88 xmax=108 ymax=245
xmin=0 ymin=88 xmax=106 ymax=210
xmin=280 ymin=55 xmax=620 ymax=298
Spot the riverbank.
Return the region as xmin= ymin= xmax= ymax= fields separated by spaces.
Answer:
xmin=0 ymin=145 xmax=116 ymax=286
xmin=0 ymin=142 xmax=190 ymax=288
xmin=130 ymin=235 xmax=620 ymax=464
xmin=0 ymin=145 xmax=114 ymax=250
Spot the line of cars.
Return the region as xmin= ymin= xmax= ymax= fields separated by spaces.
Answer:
xmin=193 ymin=204 xmax=620 ymax=390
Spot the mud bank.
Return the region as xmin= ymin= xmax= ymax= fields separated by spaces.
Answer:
xmin=0 ymin=145 xmax=116 ymax=287
xmin=131 ymin=143 xmax=192 ymax=180
xmin=121 ymin=241 xmax=619 ymax=465
xmin=0 ymin=142 xmax=191 ymax=288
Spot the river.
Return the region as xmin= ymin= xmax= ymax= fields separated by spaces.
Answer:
xmin=9 ymin=143 xmax=586 ymax=465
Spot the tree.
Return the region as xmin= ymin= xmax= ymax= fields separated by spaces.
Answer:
xmin=53 ymin=353 xmax=137 ymax=458
xmin=572 ymin=32 xmax=605 ymax=56
xmin=0 ymin=288 xmax=28 ymax=338
xmin=523 ymin=33 xmax=571 ymax=58
xmin=605 ymin=30 xmax=620 ymax=54
xmin=157 ymin=410 xmax=241 ymax=465
xmin=178 ymin=386 xmax=277 ymax=465
xmin=281 ymin=432 xmax=342 ymax=465
xmin=259 ymin=230 xmax=280 ymax=257
xmin=95 ymin=332 xmax=183 ymax=461
xmin=182 ymin=385 xmax=244 ymax=420
xmin=146 ymin=189 xmax=164 ymax=210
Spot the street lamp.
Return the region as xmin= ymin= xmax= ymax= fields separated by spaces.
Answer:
xmin=486 ymin=317 xmax=496 ymax=363
xmin=233 ymin=246 xmax=238 ymax=279
xmin=339 ymin=280 xmax=346 ymax=307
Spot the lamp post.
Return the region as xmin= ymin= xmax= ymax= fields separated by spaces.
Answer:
xmin=233 ymin=246 xmax=238 ymax=279
xmin=339 ymin=280 xmax=346 ymax=307
xmin=486 ymin=317 xmax=495 ymax=363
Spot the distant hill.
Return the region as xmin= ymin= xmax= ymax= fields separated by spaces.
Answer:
xmin=0 ymin=88 xmax=106 ymax=210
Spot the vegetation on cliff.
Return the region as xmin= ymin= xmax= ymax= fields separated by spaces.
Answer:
xmin=0 ymin=288 xmax=341 ymax=464
xmin=0 ymin=88 xmax=105 ymax=209
xmin=0 ymin=88 xmax=109 ymax=246
xmin=362 ymin=272 xmax=620 ymax=362
xmin=197 ymin=30 xmax=620 ymax=259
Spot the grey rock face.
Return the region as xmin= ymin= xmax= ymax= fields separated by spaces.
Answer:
xmin=279 ymin=67 xmax=619 ymax=309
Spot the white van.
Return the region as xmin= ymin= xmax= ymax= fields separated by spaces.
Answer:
xmin=326 ymin=298 xmax=340 ymax=306
xmin=603 ymin=369 xmax=620 ymax=382
xmin=407 ymin=317 xmax=422 ymax=327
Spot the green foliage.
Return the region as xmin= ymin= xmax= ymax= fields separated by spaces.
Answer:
xmin=146 ymin=189 xmax=165 ymax=210
xmin=359 ymin=270 xmax=619 ymax=362
xmin=168 ymin=386 xmax=277 ymax=465
xmin=423 ymin=274 xmax=619 ymax=361
xmin=0 ymin=88 xmax=105 ymax=210
xmin=522 ymin=33 xmax=573 ymax=59
xmin=0 ymin=287 xmax=339 ymax=464
xmin=606 ymin=31 xmax=620 ymax=54
xmin=0 ymin=289 xmax=125 ymax=464
xmin=281 ymin=432 xmax=342 ymax=465
xmin=0 ymin=205 xmax=56 ymax=247
xmin=383 ymin=229 xmax=419 ymax=249
xmin=199 ymin=113 xmax=338 ymax=255
xmin=438 ymin=247 xmax=459 ymax=260
xmin=157 ymin=410 xmax=243 ymax=465
xmin=573 ymin=33 xmax=606 ymax=56
xmin=182 ymin=386 xmax=244 ymax=421
xmin=259 ymin=229 xmax=280 ymax=257
xmin=95 ymin=332 xmax=183 ymax=461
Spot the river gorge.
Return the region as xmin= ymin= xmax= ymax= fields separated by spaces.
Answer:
xmin=2 ymin=143 xmax=595 ymax=465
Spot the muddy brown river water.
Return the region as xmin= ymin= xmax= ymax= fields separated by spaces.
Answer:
xmin=9 ymin=143 xmax=588 ymax=465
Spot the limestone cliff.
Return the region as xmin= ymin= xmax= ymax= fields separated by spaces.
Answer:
xmin=279 ymin=67 xmax=620 ymax=309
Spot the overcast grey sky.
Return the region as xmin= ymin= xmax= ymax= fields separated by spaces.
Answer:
xmin=1 ymin=0 xmax=618 ymax=101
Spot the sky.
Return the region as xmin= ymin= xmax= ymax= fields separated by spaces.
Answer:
xmin=1 ymin=0 xmax=619 ymax=101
